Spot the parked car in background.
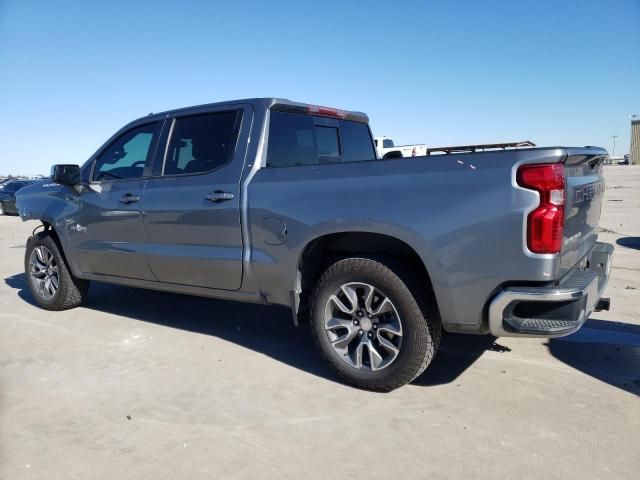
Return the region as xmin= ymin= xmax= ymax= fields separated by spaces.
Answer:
xmin=0 ymin=179 xmax=39 ymax=215
xmin=16 ymin=98 xmax=612 ymax=391
xmin=373 ymin=136 xmax=427 ymax=158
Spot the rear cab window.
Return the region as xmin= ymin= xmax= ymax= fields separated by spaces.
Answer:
xmin=340 ymin=121 xmax=376 ymax=163
xmin=266 ymin=111 xmax=375 ymax=167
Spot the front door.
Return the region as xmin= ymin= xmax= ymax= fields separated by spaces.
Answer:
xmin=66 ymin=121 xmax=163 ymax=280
xmin=142 ymin=107 xmax=249 ymax=290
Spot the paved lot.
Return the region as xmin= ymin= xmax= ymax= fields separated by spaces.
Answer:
xmin=1 ymin=166 xmax=639 ymax=480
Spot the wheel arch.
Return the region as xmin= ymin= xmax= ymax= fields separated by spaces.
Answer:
xmin=39 ymin=220 xmax=61 ymax=246
xmin=293 ymin=231 xmax=439 ymax=326
xmin=382 ymin=150 xmax=403 ymax=159
xmin=33 ymin=219 xmax=80 ymax=278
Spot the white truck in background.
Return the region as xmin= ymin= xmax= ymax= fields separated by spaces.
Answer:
xmin=373 ymin=136 xmax=427 ymax=159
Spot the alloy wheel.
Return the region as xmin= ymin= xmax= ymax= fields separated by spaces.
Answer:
xmin=323 ymin=282 xmax=403 ymax=371
xmin=29 ymin=246 xmax=59 ymax=300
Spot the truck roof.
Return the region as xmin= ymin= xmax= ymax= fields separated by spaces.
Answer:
xmin=142 ymin=98 xmax=369 ymax=124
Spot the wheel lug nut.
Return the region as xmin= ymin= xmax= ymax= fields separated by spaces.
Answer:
xmin=353 ymin=319 xmax=359 ymax=325
xmin=357 ymin=311 xmax=363 ymax=317
xmin=358 ymin=330 xmax=364 ymax=336
xmin=373 ymin=324 xmax=378 ymax=329
xmin=368 ymin=332 xmax=373 ymax=338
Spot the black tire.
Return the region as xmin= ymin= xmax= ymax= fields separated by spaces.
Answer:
xmin=310 ymin=256 xmax=441 ymax=392
xmin=25 ymin=232 xmax=89 ymax=310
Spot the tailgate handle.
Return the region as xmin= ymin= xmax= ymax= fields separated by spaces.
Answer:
xmin=206 ymin=191 xmax=234 ymax=202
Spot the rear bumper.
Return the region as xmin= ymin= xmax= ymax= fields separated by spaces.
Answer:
xmin=488 ymin=242 xmax=613 ymax=337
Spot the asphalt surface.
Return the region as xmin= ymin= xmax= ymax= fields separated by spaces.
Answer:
xmin=1 ymin=166 xmax=638 ymax=480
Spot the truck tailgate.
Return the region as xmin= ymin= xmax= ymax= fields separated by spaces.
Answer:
xmin=560 ymin=148 xmax=608 ymax=276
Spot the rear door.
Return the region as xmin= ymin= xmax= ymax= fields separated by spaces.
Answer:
xmin=560 ymin=148 xmax=607 ymax=274
xmin=142 ymin=105 xmax=251 ymax=290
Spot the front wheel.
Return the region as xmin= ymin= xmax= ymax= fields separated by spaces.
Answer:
xmin=310 ymin=257 xmax=441 ymax=391
xmin=25 ymin=232 xmax=89 ymax=310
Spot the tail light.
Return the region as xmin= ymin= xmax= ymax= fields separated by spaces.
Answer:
xmin=517 ymin=163 xmax=565 ymax=254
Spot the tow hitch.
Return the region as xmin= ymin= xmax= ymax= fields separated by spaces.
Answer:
xmin=594 ymin=297 xmax=611 ymax=312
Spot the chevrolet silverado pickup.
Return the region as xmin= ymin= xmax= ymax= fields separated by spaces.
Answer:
xmin=16 ymin=98 xmax=613 ymax=391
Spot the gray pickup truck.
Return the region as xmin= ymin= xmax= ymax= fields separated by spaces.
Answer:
xmin=16 ymin=98 xmax=613 ymax=391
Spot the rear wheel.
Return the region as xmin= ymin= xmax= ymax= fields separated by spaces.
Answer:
xmin=310 ymin=257 xmax=440 ymax=391
xmin=25 ymin=232 xmax=89 ymax=310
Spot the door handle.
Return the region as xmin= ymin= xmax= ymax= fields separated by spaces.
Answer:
xmin=206 ymin=191 xmax=234 ymax=203
xmin=119 ymin=193 xmax=140 ymax=204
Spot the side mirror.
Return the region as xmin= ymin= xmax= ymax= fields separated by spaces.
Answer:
xmin=51 ymin=164 xmax=81 ymax=186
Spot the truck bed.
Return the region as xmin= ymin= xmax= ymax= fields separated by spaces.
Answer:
xmin=248 ymin=145 xmax=607 ymax=333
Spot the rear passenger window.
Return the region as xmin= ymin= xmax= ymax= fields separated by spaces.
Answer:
xmin=267 ymin=111 xmax=374 ymax=167
xmin=163 ymin=111 xmax=241 ymax=176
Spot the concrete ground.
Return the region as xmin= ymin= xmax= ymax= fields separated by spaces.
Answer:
xmin=1 ymin=166 xmax=638 ymax=480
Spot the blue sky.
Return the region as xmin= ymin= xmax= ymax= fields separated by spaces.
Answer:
xmin=1 ymin=0 xmax=638 ymax=175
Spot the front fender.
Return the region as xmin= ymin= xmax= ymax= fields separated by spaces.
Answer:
xmin=16 ymin=183 xmax=80 ymax=276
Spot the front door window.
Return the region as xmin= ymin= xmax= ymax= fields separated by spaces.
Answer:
xmin=92 ymin=123 xmax=161 ymax=182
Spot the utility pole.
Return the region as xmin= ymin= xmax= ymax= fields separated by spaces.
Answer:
xmin=612 ymin=135 xmax=618 ymax=162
